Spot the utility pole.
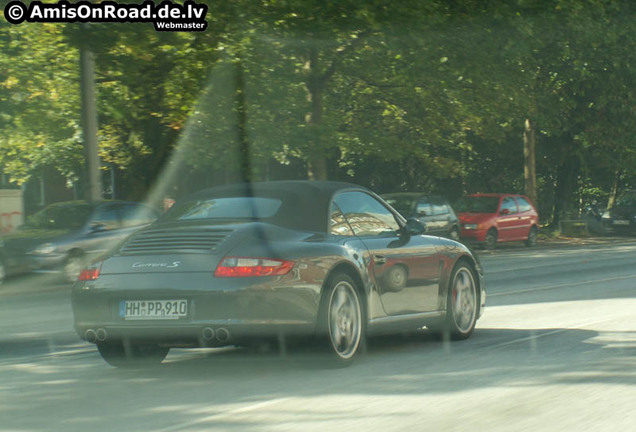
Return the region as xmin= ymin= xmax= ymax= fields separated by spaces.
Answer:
xmin=80 ymin=25 xmax=102 ymax=202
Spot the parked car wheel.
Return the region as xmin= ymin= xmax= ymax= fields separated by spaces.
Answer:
xmin=320 ymin=273 xmax=365 ymax=365
xmin=525 ymin=226 xmax=538 ymax=247
xmin=97 ymin=341 xmax=170 ymax=368
xmin=449 ymin=227 xmax=461 ymax=241
xmin=484 ymin=229 xmax=498 ymax=249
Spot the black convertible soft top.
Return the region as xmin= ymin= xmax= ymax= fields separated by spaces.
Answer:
xmin=166 ymin=181 xmax=369 ymax=232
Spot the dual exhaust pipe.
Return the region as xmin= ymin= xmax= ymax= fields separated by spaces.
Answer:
xmin=84 ymin=327 xmax=231 ymax=344
xmin=201 ymin=327 xmax=230 ymax=343
xmin=84 ymin=328 xmax=107 ymax=343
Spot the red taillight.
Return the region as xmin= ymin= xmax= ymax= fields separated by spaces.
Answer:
xmin=78 ymin=263 xmax=102 ymax=281
xmin=214 ymin=257 xmax=294 ymax=278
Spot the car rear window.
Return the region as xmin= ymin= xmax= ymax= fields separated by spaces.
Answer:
xmin=165 ymin=197 xmax=283 ymax=221
xmin=454 ymin=196 xmax=500 ymax=213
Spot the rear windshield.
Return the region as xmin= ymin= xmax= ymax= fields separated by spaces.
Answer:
xmin=165 ymin=197 xmax=283 ymax=221
xmin=454 ymin=196 xmax=500 ymax=213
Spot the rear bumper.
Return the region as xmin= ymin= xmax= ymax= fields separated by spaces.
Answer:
xmin=71 ymin=272 xmax=322 ymax=345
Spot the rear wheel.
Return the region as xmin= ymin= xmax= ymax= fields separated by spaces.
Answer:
xmin=429 ymin=262 xmax=478 ymax=340
xmin=319 ymin=273 xmax=365 ymax=366
xmin=525 ymin=226 xmax=538 ymax=247
xmin=483 ymin=229 xmax=497 ymax=250
xmin=97 ymin=341 xmax=170 ymax=368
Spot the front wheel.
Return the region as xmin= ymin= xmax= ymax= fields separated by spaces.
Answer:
xmin=97 ymin=341 xmax=170 ymax=368
xmin=319 ymin=273 xmax=365 ymax=365
xmin=483 ymin=229 xmax=497 ymax=250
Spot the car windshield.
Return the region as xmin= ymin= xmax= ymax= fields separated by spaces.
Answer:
xmin=454 ymin=196 xmax=500 ymax=213
xmin=165 ymin=197 xmax=282 ymax=221
xmin=383 ymin=196 xmax=416 ymax=217
xmin=25 ymin=204 xmax=92 ymax=229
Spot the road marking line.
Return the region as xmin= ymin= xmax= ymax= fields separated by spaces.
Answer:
xmin=149 ymin=397 xmax=290 ymax=432
xmin=489 ymin=274 xmax=636 ymax=297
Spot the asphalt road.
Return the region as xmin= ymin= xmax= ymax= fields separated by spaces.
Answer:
xmin=1 ymin=240 xmax=635 ymax=432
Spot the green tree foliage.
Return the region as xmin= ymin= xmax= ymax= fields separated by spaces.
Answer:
xmin=0 ymin=0 xmax=634 ymax=225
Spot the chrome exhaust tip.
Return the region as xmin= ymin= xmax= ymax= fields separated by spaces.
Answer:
xmin=201 ymin=327 xmax=215 ymax=341
xmin=84 ymin=329 xmax=97 ymax=343
xmin=96 ymin=328 xmax=108 ymax=342
xmin=216 ymin=328 xmax=230 ymax=343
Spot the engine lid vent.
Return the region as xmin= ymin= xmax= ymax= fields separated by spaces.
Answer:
xmin=119 ymin=228 xmax=234 ymax=255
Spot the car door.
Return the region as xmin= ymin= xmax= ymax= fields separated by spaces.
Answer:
xmin=496 ymin=196 xmax=523 ymax=241
xmin=514 ymin=196 xmax=535 ymax=237
xmin=333 ymin=191 xmax=441 ymax=315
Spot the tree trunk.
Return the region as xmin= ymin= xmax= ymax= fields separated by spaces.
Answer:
xmin=523 ymin=118 xmax=537 ymax=205
xmin=234 ymin=58 xmax=251 ymax=183
xmin=607 ymin=169 xmax=622 ymax=210
xmin=79 ymin=31 xmax=102 ymax=202
xmin=305 ymin=47 xmax=328 ymax=180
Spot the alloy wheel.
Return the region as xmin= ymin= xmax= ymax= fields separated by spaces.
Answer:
xmin=328 ymin=280 xmax=362 ymax=360
xmin=451 ymin=267 xmax=477 ymax=334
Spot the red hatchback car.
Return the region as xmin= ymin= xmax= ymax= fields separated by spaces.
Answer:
xmin=455 ymin=193 xmax=539 ymax=249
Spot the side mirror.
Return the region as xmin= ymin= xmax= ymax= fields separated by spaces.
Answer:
xmin=500 ymin=208 xmax=510 ymax=215
xmin=405 ymin=218 xmax=426 ymax=235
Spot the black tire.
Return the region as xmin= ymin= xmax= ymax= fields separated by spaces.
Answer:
xmin=318 ymin=273 xmax=366 ymax=366
xmin=97 ymin=341 xmax=170 ymax=368
xmin=429 ymin=261 xmax=479 ymax=340
xmin=525 ymin=226 xmax=538 ymax=247
xmin=64 ymin=252 xmax=85 ymax=283
xmin=483 ymin=229 xmax=497 ymax=250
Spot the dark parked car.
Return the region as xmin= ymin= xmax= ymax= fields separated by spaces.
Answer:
xmin=382 ymin=193 xmax=461 ymax=240
xmin=602 ymin=191 xmax=636 ymax=234
xmin=72 ymin=181 xmax=485 ymax=367
xmin=455 ymin=193 xmax=539 ymax=249
xmin=0 ymin=200 xmax=159 ymax=284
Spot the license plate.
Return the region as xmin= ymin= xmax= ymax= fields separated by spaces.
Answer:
xmin=613 ymin=220 xmax=629 ymax=225
xmin=119 ymin=300 xmax=188 ymax=320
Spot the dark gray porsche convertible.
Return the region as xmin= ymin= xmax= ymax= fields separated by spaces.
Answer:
xmin=72 ymin=181 xmax=485 ymax=367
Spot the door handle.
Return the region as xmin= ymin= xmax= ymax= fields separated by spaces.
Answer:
xmin=373 ymin=255 xmax=387 ymax=265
